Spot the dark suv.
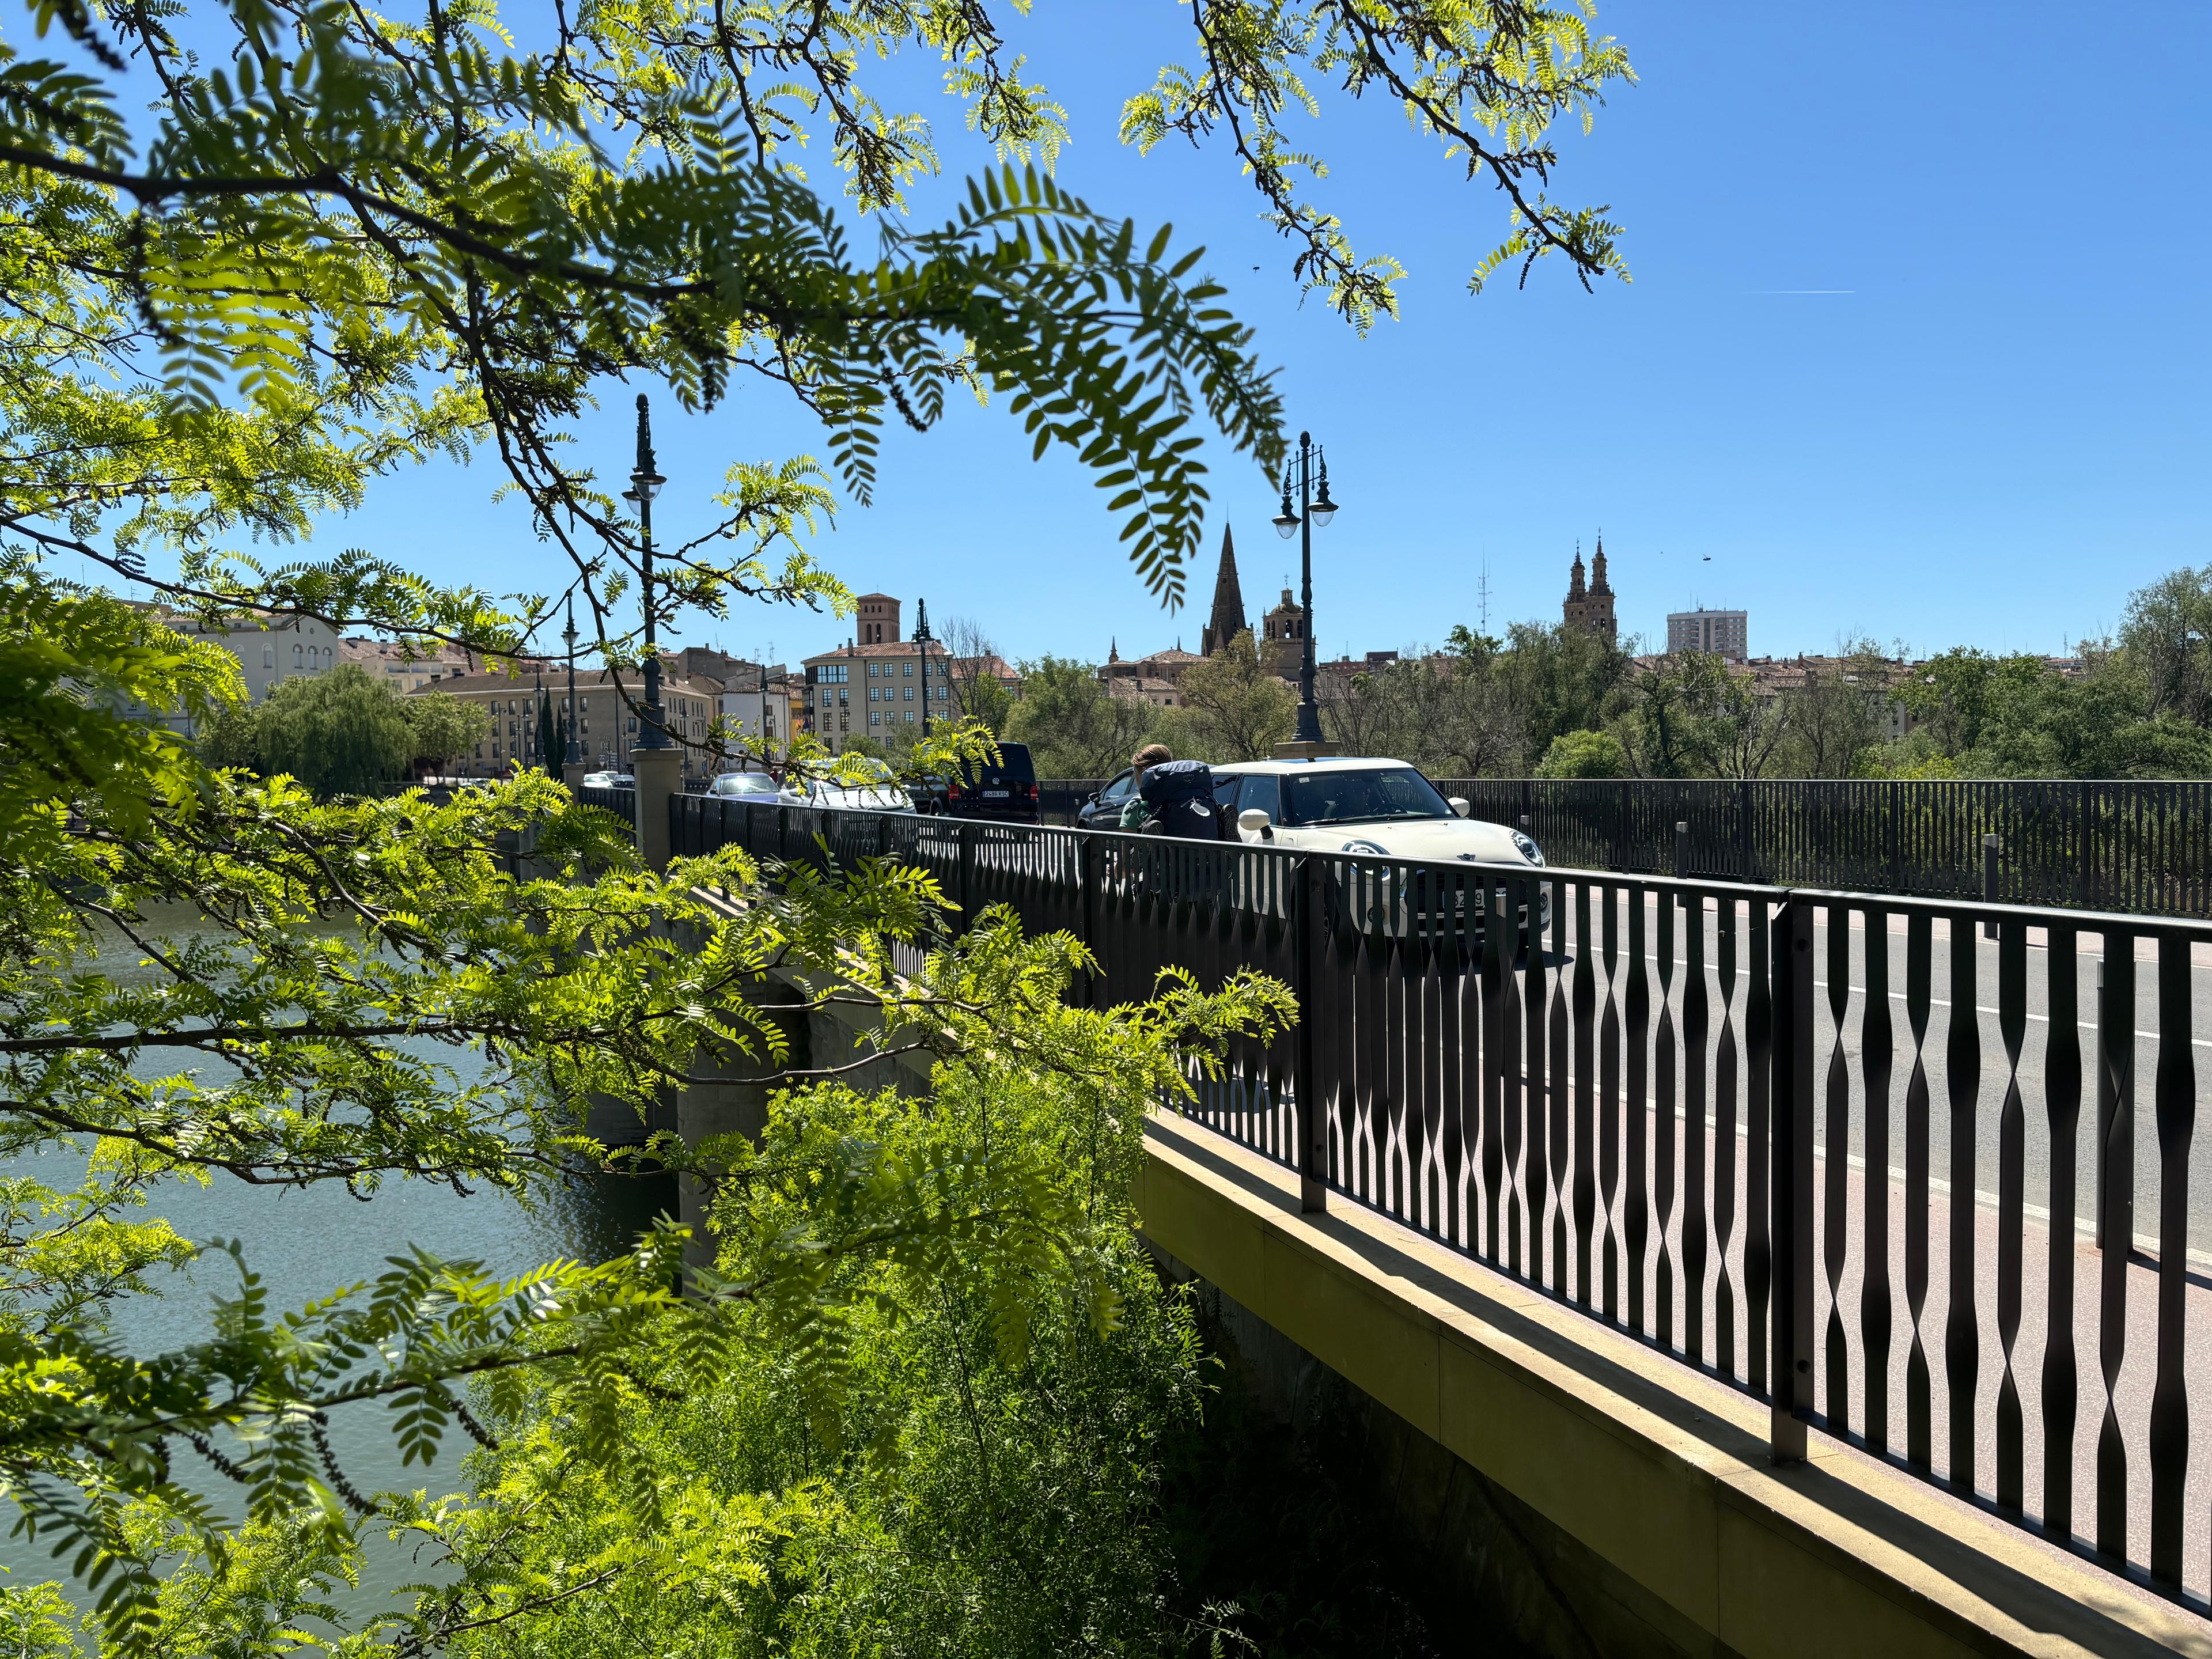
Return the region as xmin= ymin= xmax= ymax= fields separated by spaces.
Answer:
xmin=921 ymin=740 xmax=1040 ymax=823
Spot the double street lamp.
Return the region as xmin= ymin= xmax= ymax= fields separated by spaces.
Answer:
xmin=623 ymin=394 xmax=669 ymax=751
xmin=562 ymin=593 xmax=582 ymax=771
xmin=1271 ymin=429 xmax=1340 ymax=745
xmin=911 ymin=597 xmax=934 ymax=738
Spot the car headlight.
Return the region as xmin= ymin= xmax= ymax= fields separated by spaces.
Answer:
xmin=1340 ymin=839 xmax=1389 ymax=855
xmin=1512 ymin=831 xmax=1546 ymax=867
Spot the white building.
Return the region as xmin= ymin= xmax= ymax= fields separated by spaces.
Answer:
xmin=1666 ymin=608 xmax=1749 ymax=662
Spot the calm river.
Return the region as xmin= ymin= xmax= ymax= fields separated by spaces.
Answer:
xmin=1 ymin=913 xmax=676 ymax=1625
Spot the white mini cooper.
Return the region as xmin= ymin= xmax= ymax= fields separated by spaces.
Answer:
xmin=1211 ymin=757 xmax=1548 ymax=939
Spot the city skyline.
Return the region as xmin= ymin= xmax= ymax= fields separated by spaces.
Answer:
xmin=49 ymin=0 xmax=2209 ymax=671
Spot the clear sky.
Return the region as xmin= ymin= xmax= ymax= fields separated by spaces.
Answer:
xmin=136 ymin=0 xmax=2212 ymax=669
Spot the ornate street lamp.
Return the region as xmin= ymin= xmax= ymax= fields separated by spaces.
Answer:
xmin=1272 ymin=430 xmax=1340 ymax=744
xmin=622 ymin=394 xmax=669 ymax=750
xmin=562 ymin=593 xmax=583 ymax=771
xmin=911 ymin=597 xmax=934 ymax=738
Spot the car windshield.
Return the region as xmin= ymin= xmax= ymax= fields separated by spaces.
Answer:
xmin=712 ymin=773 xmax=778 ymax=794
xmin=1279 ymin=767 xmax=1453 ymax=826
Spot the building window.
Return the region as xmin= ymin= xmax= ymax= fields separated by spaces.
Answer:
xmin=870 ymin=713 xmax=880 ymax=726
xmin=903 ymin=711 xmax=914 ymax=722
xmin=903 ymin=662 xmax=913 ymax=677
xmin=903 ymin=687 xmax=912 ymax=701
xmin=262 ymin=645 xmax=274 ymax=669
xmin=293 ymin=644 xmax=302 ymax=666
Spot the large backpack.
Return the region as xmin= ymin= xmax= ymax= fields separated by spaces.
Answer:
xmin=1137 ymin=759 xmax=1221 ymax=840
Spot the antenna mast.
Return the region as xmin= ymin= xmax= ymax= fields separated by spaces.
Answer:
xmin=1476 ymin=558 xmax=1493 ymax=634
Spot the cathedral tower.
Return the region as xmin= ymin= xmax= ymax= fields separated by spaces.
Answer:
xmin=1199 ymin=524 xmax=1248 ymax=656
xmin=1562 ymin=536 xmax=1618 ymax=644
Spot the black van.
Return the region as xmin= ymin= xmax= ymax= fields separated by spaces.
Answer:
xmin=922 ymin=740 xmax=1040 ymax=823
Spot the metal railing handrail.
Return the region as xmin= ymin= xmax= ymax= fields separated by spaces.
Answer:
xmin=603 ymin=788 xmax=2212 ymax=1609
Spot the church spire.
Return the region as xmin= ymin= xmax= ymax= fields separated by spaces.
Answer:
xmin=1590 ymin=532 xmax=1611 ymax=596
xmin=1200 ymin=523 xmax=1248 ymax=656
xmin=1567 ymin=539 xmax=1587 ymax=600
xmin=1108 ymin=637 xmax=1119 ymax=663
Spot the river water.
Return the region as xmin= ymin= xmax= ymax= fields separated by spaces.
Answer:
xmin=1 ymin=913 xmax=676 ymax=1626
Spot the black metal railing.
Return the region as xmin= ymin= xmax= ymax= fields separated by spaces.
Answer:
xmin=1035 ymin=777 xmax=2212 ymax=915
xmin=575 ymin=785 xmax=635 ymax=817
xmin=1434 ymin=778 xmax=2212 ymax=916
xmin=653 ymin=790 xmax=2212 ymax=1610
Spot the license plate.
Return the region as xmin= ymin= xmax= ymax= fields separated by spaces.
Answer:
xmin=982 ymin=789 xmax=1009 ymax=798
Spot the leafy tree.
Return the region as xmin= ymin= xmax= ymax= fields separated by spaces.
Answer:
xmin=1320 ymin=652 xmax=1525 ymax=775
xmin=1535 ymin=728 xmax=1631 ymax=778
xmin=198 ymin=665 xmax=494 ymax=794
xmin=1770 ymin=642 xmax=1892 ymax=779
xmin=944 ymin=616 xmax=1016 ymax=736
xmin=1615 ymin=652 xmax=1778 ymax=779
xmin=1178 ymin=629 xmax=1296 ymax=762
xmin=1487 ymin=622 xmax=1633 ymax=768
xmin=255 ymin=663 xmax=418 ymax=793
xmin=535 ymin=688 xmax=557 ymax=774
xmin=406 ymin=689 xmax=493 ymax=774
xmin=0 ymin=0 xmax=1630 ymax=1647
xmin=1005 ymin=657 xmax=1166 ymax=778
xmin=2120 ymin=565 xmax=2212 ymax=726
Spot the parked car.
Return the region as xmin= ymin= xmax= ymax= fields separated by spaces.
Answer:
xmin=706 ymin=770 xmax=783 ymax=800
xmin=1211 ymin=757 xmax=1548 ymax=939
xmin=1076 ymin=767 xmax=1137 ymax=830
xmin=782 ymin=756 xmax=914 ymax=815
xmin=915 ymin=741 xmax=1040 ymax=823
xmin=579 ymin=770 xmax=635 ymax=789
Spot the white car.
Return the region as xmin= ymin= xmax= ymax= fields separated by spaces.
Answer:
xmin=780 ymin=757 xmax=915 ymax=815
xmin=1212 ymin=757 xmax=1547 ymax=938
xmin=579 ymin=770 xmax=635 ymax=789
xmin=706 ymin=770 xmax=783 ymax=800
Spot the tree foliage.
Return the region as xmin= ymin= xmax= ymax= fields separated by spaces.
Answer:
xmin=194 ymin=664 xmax=491 ymax=794
xmin=1005 ymin=657 xmax=1171 ymax=778
xmin=1176 ymin=629 xmax=1295 ymax=762
xmin=0 ymin=0 xmax=1633 ymax=1645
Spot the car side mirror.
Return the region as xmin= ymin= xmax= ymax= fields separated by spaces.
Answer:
xmin=1449 ymin=797 xmax=1471 ymax=817
xmin=1237 ymin=808 xmax=1274 ymax=839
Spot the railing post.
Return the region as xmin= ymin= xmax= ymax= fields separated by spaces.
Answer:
xmin=957 ymin=820 xmax=978 ymax=935
xmin=1770 ymin=893 xmax=1815 ymax=1463
xmin=1078 ymin=834 xmax=1099 ymax=1008
xmin=1737 ymin=778 xmax=1753 ymax=879
xmin=1982 ymin=832 xmax=2001 ymax=938
xmin=1888 ymin=779 xmax=1903 ymax=895
xmin=1294 ymin=855 xmax=1325 ymax=1212
xmin=632 ymin=746 xmax=680 ymax=870
xmin=1674 ymin=819 xmax=1690 ymax=881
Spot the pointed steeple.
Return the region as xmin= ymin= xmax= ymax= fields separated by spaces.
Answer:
xmin=1590 ymin=532 xmax=1611 ymax=596
xmin=1200 ymin=524 xmax=1248 ymax=656
xmin=1108 ymin=637 xmax=1120 ymax=663
xmin=1567 ymin=540 xmax=1588 ymax=600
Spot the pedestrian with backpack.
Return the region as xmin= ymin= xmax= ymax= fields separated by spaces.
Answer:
xmin=1120 ymin=744 xmax=1219 ymax=840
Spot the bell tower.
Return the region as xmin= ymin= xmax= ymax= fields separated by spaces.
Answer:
xmin=1561 ymin=537 xmax=1617 ymax=644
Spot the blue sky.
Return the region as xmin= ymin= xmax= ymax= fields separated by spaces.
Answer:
xmin=144 ymin=1 xmax=2212 ymax=667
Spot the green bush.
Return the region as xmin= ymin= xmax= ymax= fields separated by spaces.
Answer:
xmin=1534 ymin=728 xmax=1631 ymax=778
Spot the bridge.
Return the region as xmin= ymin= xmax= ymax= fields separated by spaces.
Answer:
xmin=588 ymin=779 xmax=2212 ymax=1657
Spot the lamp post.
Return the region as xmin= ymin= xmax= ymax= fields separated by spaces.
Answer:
xmin=1271 ymin=429 xmax=1339 ymax=746
xmin=911 ymin=597 xmax=934 ymax=738
xmin=623 ymin=394 xmax=669 ymax=751
xmin=562 ymin=594 xmax=582 ymax=777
